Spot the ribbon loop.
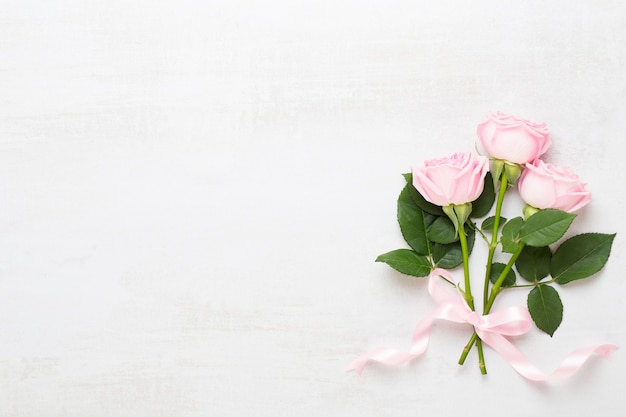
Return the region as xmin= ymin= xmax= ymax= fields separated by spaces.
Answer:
xmin=347 ymin=269 xmax=618 ymax=381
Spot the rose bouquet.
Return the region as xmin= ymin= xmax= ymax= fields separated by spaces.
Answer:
xmin=348 ymin=112 xmax=618 ymax=381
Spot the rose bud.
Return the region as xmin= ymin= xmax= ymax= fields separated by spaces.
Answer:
xmin=518 ymin=159 xmax=591 ymax=213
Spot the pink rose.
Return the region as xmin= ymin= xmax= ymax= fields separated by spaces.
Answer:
xmin=518 ymin=159 xmax=591 ymax=213
xmin=412 ymin=152 xmax=489 ymax=207
xmin=477 ymin=112 xmax=551 ymax=164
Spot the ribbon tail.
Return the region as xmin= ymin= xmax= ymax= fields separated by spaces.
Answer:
xmin=346 ymin=308 xmax=441 ymax=375
xmin=480 ymin=330 xmax=619 ymax=381
xmin=346 ymin=347 xmax=424 ymax=376
xmin=543 ymin=344 xmax=619 ymax=380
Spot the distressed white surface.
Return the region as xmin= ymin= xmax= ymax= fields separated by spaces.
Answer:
xmin=1 ymin=0 xmax=626 ymax=415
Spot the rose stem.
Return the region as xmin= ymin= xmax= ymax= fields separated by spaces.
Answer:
xmin=483 ymin=242 xmax=525 ymax=314
xmin=458 ymin=227 xmax=474 ymax=310
xmin=457 ymin=225 xmax=486 ymax=374
xmin=457 ymin=171 xmax=508 ymax=373
xmin=483 ymin=173 xmax=509 ymax=305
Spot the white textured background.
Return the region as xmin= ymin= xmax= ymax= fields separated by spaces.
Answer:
xmin=1 ymin=0 xmax=626 ymax=415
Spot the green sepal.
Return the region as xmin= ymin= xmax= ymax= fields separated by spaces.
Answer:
xmin=523 ymin=204 xmax=540 ymax=220
xmin=551 ymin=233 xmax=616 ymax=284
xmin=375 ymin=249 xmax=433 ymax=277
xmin=443 ymin=203 xmax=472 ymax=237
xmin=527 ymin=284 xmax=563 ymax=337
xmin=503 ymin=162 xmax=522 ymax=184
xmin=491 ymin=159 xmax=505 ymax=187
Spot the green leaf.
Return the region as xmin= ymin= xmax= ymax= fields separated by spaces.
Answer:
xmin=402 ymin=173 xmax=445 ymax=216
xmin=375 ymin=249 xmax=432 ymax=277
xmin=481 ymin=215 xmax=507 ymax=232
xmin=489 ymin=262 xmax=516 ymax=287
xmin=527 ymin=285 xmax=563 ymax=336
xmin=551 ymin=233 xmax=616 ymax=284
xmin=427 ymin=216 xmax=457 ymax=244
xmin=501 ymin=217 xmax=524 ymax=253
xmin=432 ymin=227 xmax=475 ymax=269
xmin=465 ymin=226 xmax=476 ymax=254
xmin=519 ymin=209 xmax=576 ymax=247
xmin=431 ymin=242 xmax=463 ymax=269
xmin=515 ymin=246 xmax=552 ymax=282
xmin=470 ymin=172 xmax=495 ymax=218
xmin=397 ymin=185 xmax=437 ymax=255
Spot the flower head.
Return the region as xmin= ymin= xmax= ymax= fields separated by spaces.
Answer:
xmin=518 ymin=159 xmax=591 ymax=213
xmin=412 ymin=152 xmax=489 ymax=207
xmin=477 ymin=112 xmax=551 ymax=164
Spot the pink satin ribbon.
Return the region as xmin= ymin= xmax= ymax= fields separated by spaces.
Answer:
xmin=348 ymin=268 xmax=618 ymax=381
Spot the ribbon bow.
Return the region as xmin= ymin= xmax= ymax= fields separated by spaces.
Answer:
xmin=348 ymin=268 xmax=618 ymax=381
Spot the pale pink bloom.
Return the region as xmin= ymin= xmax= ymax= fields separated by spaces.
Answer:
xmin=518 ymin=159 xmax=591 ymax=213
xmin=412 ymin=152 xmax=489 ymax=207
xmin=477 ymin=112 xmax=551 ymax=164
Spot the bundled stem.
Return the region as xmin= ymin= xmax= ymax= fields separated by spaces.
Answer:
xmin=457 ymin=224 xmax=487 ymax=374
xmin=458 ymin=171 xmax=511 ymax=370
xmin=458 ymin=243 xmax=526 ymax=366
